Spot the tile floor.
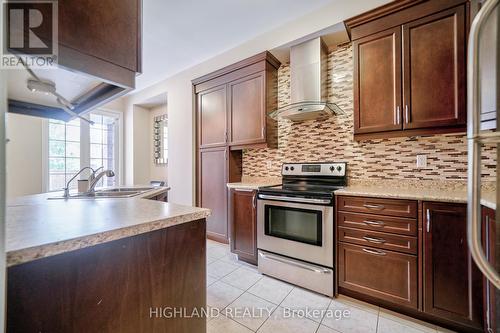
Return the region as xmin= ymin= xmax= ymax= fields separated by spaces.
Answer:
xmin=205 ymin=239 xmax=456 ymax=333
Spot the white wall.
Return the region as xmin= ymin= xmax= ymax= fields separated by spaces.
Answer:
xmin=6 ymin=114 xmax=44 ymax=199
xmin=149 ymin=104 xmax=168 ymax=183
xmin=123 ymin=0 xmax=391 ymax=206
xmin=132 ymin=105 xmax=150 ymax=184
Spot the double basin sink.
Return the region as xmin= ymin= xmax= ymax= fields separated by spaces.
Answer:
xmin=50 ymin=187 xmax=155 ymax=199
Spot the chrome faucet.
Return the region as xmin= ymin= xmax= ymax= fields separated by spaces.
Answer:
xmin=63 ymin=167 xmax=95 ymax=198
xmin=86 ymin=169 xmax=115 ymax=195
xmin=89 ymin=166 xmax=103 ymax=183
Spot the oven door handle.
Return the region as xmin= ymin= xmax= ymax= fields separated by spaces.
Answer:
xmin=258 ymin=194 xmax=331 ymax=205
xmin=258 ymin=251 xmax=332 ymax=274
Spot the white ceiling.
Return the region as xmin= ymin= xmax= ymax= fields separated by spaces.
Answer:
xmin=137 ymin=0 xmax=337 ymax=90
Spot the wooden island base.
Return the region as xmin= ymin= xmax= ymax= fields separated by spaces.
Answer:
xmin=7 ymin=219 xmax=206 ymax=333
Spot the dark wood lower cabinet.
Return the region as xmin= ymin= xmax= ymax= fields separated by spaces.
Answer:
xmin=338 ymin=242 xmax=418 ymax=309
xmin=337 ymin=196 xmax=487 ymax=332
xmin=229 ymin=189 xmax=257 ymax=265
xmin=482 ymin=206 xmax=497 ymax=333
xmin=423 ymin=202 xmax=483 ymax=331
xmin=7 ymin=220 xmax=206 ymax=333
xmin=199 ymin=147 xmax=229 ymax=243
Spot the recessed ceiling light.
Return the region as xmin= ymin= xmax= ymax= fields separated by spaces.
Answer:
xmin=27 ymin=79 xmax=56 ymax=95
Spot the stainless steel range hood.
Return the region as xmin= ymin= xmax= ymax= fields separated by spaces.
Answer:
xmin=270 ymin=37 xmax=344 ymax=122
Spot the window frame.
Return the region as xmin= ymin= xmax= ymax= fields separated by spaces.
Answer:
xmin=42 ymin=108 xmax=123 ymax=192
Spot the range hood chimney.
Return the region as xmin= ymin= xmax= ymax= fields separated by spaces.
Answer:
xmin=270 ymin=37 xmax=344 ymax=122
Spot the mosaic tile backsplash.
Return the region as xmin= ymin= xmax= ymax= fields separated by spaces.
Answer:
xmin=243 ymin=43 xmax=497 ymax=181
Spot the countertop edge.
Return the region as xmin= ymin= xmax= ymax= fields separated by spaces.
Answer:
xmin=7 ymin=208 xmax=210 ymax=267
xmin=333 ymin=189 xmax=467 ymax=203
xmin=226 ymin=182 xmax=280 ymax=190
xmin=334 ymin=188 xmax=496 ymax=210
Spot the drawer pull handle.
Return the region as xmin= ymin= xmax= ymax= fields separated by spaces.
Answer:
xmin=364 ymin=220 xmax=385 ymax=227
xmin=362 ymin=248 xmax=387 ymax=256
xmin=363 ymin=236 xmax=386 ymax=244
xmin=363 ymin=204 xmax=385 ymax=210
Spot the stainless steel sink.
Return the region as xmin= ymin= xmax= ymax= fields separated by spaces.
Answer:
xmin=48 ymin=187 xmax=155 ymax=199
xmin=102 ymin=187 xmax=154 ymax=192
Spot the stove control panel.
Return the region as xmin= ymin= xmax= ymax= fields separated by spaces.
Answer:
xmin=282 ymin=162 xmax=347 ymax=177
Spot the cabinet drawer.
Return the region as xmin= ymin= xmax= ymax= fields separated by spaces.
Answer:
xmin=338 ymin=226 xmax=417 ymax=255
xmin=338 ymin=242 xmax=417 ymax=309
xmin=337 ymin=211 xmax=417 ymax=236
xmin=337 ymin=196 xmax=417 ymax=218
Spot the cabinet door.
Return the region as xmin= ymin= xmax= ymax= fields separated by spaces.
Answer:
xmin=402 ymin=5 xmax=466 ymax=129
xmin=423 ymin=202 xmax=483 ymax=328
xmin=354 ymin=27 xmax=402 ymax=134
xmin=198 ymin=85 xmax=227 ymax=148
xmin=479 ymin=6 xmax=499 ymax=130
xmin=338 ymin=242 xmax=417 ymax=308
xmin=199 ymin=147 xmax=228 ymax=243
xmin=228 ymin=72 xmax=266 ymax=146
xmin=230 ymin=189 xmax=257 ymax=264
xmin=482 ymin=206 xmax=497 ymax=333
xmin=59 ymin=0 xmax=141 ymax=72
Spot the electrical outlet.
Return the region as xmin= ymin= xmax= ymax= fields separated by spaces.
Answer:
xmin=266 ymin=161 xmax=272 ymax=169
xmin=416 ymin=155 xmax=427 ymax=168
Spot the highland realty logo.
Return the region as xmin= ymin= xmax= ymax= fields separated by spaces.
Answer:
xmin=2 ymin=0 xmax=58 ymax=68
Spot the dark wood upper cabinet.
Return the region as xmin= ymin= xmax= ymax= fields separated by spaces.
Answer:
xmin=198 ymin=85 xmax=228 ymax=149
xmin=402 ymin=6 xmax=466 ymax=129
xmin=194 ymin=52 xmax=280 ymax=150
xmin=198 ymin=147 xmax=229 ymax=243
xmin=8 ymin=0 xmax=142 ymax=122
xmin=354 ymin=27 xmax=402 ymax=134
xmin=229 ymin=189 xmax=258 ymax=265
xmin=59 ymin=0 xmax=141 ymax=73
xmin=423 ymin=202 xmax=483 ymax=331
xmin=478 ymin=2 xmax=499 ymax=130
xmin=346 ymin=0 xmax=469 ymax=140
xmin=228 ymin=73 xmax=266 ymax=147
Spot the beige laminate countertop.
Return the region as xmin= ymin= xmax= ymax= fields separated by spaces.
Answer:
xmin=6 ymin=186 xmax=210 ymax=267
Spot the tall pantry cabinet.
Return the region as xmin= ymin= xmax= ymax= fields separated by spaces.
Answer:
xmin=193 ymin=52 xmax=280 ymax=243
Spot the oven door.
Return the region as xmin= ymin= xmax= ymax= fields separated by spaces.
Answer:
xmin=257 ymin=195 xmax=334 ymax=267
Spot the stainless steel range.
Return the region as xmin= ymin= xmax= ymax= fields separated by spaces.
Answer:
xmin=257 ymin=162 xmax=347 ymax=297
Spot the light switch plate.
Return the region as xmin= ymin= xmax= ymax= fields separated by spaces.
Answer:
xmin=416 ymin=155 xmax=427 ymax=168
xmin=266 ymin=161 xmax=272 ymax=169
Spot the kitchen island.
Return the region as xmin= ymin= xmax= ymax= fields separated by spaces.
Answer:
xmin=6 ymin=188 xmax=210 ymax=333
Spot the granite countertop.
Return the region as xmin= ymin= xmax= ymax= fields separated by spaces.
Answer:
xmin=6 ymin=186 xmax=210 ymax=267
xmin=227 ymin=177 xmax=281 ymax=190
xmin=334 ymin=180 xmax=496 ymax=210
xmin=230 ymin=178 xmax=497 ymax=210
xmin=227 ymin=182 xmax=281 ymax=190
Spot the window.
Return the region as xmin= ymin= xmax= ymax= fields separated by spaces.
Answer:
xmin=162 ymin=124 xmax=168 ymax=160
xmin=48 ymin=119 xmax=81 ymax=191
xmin=45 ymin=110 xmax=121 ymax=192
xmin=89 ymin=113 xmax=117 ymax=187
